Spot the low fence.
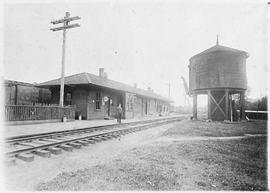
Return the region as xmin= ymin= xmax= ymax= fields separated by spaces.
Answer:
xmin=245 ymin=110 xmax=268 ymax=120
xmin=5 ymin=105 xmax=75 ymax=121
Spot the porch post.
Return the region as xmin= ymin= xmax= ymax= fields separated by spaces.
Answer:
xmin=15 ymin=85 xmax=18 ymax=105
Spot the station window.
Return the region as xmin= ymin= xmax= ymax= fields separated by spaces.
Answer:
xmin=95 ymin=92 xmax=101 ymax=109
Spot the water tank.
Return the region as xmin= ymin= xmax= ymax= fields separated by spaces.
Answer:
xmin=189 ymin=44 xmax=249 ymax=93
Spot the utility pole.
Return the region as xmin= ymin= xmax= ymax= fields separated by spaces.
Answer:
xmin=50 ymin=12 xmax=80 ymax=107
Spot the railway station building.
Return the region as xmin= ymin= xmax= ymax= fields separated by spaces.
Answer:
xmin=38 ymin=68 xmax=171 ymax=120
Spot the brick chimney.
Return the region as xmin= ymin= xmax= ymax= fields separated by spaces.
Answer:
xmin=99 ymin=68 xmax=104 ymax=77
xmin=99 ymin=68 xmax=108 ymax=79
xmin=134 ymin=83 xmax=137 ymax=88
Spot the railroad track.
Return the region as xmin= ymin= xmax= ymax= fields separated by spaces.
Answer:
xmin=5 ymin=116 xmax=183 ymax=165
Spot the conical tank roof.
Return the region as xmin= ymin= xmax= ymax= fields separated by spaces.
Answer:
xmin=190 ymin=44 xmax=249 ymax=61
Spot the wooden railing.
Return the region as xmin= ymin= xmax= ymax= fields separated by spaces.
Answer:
xmin=5 ymin=105 xmax=75 ymax=121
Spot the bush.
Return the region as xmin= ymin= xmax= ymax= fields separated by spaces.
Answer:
xmin=246 ymin=96 xmax=267 ymax=111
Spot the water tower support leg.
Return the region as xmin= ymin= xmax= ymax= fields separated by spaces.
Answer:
xmin=193 ymin=94 xmax=197 ymax=120
xmin=240 ymin=91 xmax=246 ymax=120
xmin=225 ymin=90 xmax=229 ymax=120
xmin=207 ymin=90 xmax=211 ymax=120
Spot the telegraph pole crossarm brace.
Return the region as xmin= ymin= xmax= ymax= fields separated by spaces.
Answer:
xmin=50 ymin=12 xmax=80 ymax=107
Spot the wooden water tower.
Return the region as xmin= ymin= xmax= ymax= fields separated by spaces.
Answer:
xmin=189 ymin=38 xmax=249 ymax=121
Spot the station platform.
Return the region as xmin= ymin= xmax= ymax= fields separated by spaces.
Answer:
xmin=4 ymin=114 xmax=186 ymax=138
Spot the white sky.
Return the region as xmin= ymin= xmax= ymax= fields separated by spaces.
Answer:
xmin=2 ymin=0 xmax=268 ymax=107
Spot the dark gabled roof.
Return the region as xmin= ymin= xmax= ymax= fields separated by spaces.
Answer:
xmin=190 ymin=44 xmax=249 ymax=60
xmin=38 ymin=72 xmax=171 ymax=102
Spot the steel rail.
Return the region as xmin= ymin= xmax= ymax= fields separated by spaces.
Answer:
xmin=6 ymin=117 xmax=182 ymax=157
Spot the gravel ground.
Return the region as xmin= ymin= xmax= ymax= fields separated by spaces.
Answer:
xmin=5 ymin=119 xmax=268 ymax=190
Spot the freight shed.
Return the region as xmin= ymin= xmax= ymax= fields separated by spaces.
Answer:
xmin=189 ymin=39 xmax=249 ymax=121
xmin=38 ymin=68 xmax=171 ymax=120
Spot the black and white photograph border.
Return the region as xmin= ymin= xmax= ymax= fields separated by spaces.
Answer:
xmin=0 ymin=0 xmax=269 ymax=191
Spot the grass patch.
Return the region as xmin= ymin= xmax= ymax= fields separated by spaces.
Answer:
xmin=36 ymin=120 xmax=267 ymax=190
xmin=163 ymin=120 xmax=267 ymax=137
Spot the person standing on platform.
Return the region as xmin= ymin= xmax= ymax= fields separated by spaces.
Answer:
xmin=117 ymin=104 xmax=123 ymax=124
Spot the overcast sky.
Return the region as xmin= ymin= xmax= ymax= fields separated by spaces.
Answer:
xmin=2 ymin=0 xmax=268 ymax=106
